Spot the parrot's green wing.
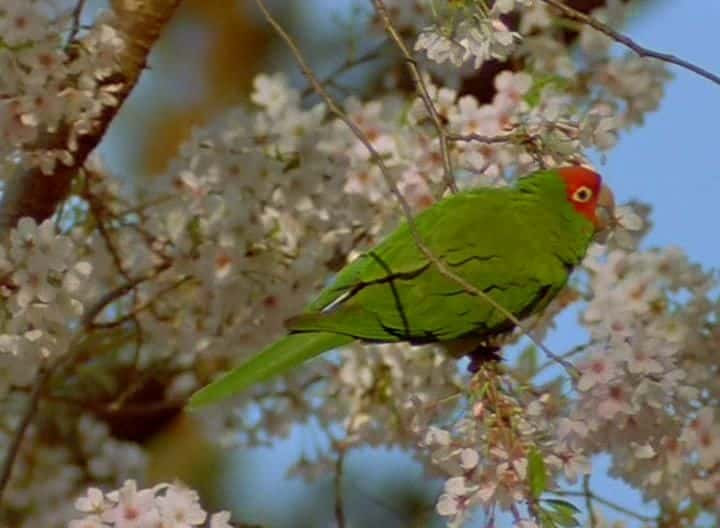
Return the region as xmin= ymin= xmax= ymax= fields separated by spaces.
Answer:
xmin=188 ymin=332 xmax=353 ymax=409
xmin=288 ymin=172 xmax=593 ymax=342
xmin=189 ymin=169 xmax=596 ymax=408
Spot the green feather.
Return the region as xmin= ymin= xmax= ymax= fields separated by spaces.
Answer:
xmin=290 ymin=169 xmax=592 ymax=342
xmin=188 ymin=332 xmax=353 ymax=409
xmin=189 ymin=169 xmax=596 ymax=408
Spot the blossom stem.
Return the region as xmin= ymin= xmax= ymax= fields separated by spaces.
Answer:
xmin=334 ymin=442 xmax=348 ymax=528
xmin=541 ymin=0 xmax=720 ymax=86
xmin=66 ymin=0 xmax=88 ymax=46
xmin=447 ymin=132 xmax=519 ymax=144
xmin=583 ymin=475 xmax=597 ymax=528
xmin=558 ymin=489 xmax=657 ymax=523
xmin=301 ymin=41 xmax=388 ymax=99
xmin=0 ymin=363 xmax=50 ymax=504
xmin=372 ymin=0 xmax=458 ymax=194
xmin=0 ymin=262 xmax=177 ymax=506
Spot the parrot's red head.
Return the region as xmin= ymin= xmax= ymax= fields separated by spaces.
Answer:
xmin=558 ymin=166 xmax=615 ymax=230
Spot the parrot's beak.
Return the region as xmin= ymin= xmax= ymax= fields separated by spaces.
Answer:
xmin=594 ymin=184 xmax=616 ymax=232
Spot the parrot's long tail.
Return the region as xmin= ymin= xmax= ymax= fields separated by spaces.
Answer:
xmin=188 ymin=332 xmax=354 ymax=409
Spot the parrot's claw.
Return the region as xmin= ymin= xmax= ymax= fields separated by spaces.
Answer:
xmin=466 ymin=344 xmax=502 ymax=373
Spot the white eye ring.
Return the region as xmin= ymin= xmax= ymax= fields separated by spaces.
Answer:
xmin=572 ymin=186 xmax=593 ymax=203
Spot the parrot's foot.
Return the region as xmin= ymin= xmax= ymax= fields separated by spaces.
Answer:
xmin=467 ymin=344 xmax=502 ymax=373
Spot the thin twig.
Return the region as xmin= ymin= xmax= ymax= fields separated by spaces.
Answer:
xmin=334 ymin=442 xmax=347 ymax=528
xmin=0 ymin=263 xmax=175 ymax=506
xmin=447 ymin=132 xmax=518 ymax=144
xmin=253 ymin=0 xmax=415 ymax=222
xmin=542 ymin=0 xmax=720 ymax=86
xmin=0 ymin=364 xmax=50 ymax=503
xmin=302 ymin=41 xmax=387 ymax=99
xmin=84 ymin=178 xmax=132 ymax=283
xmin=82 ymin=266 xmax=171 ymax=328
xmin=583 ymin=475 xmax=597 ymax=528
xmin=372 ymin=0 xmax=457 ymax=194
xmin=66 ymin=0 xmax=88 ymax=46
xmin=91 ymin=275 xmax=191 ymax=329
xmin=559 ymin=490 xmax=657 ymax=523
xmin=10 ymin=386 xmax=185 ymax=417
xmin=534 ymin=343 xmax=589 ymax=376
xmin=254 ymin=0 xmax=575 ymax=378
xmin=112 ymin=195 xmax=175 ymax=218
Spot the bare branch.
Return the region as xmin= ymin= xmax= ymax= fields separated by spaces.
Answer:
xmin=542 ymin=0 xmax=720 ymax=86
xmin=372 ymin=0 xmax=457 ymax=194
xmin=81 ymin=266 xmax=172 ymax=329
xmin=0 ymin=364 xmax=50 ymax=503
xmin=254 ymin=0 xmax=575 ymax=377
xmin=66 ymin=0 xmax=88 ymax=45
xmin=334 ymin=442 xmax=348 ymax=528
xmin=302 ymin=41 xmax=387 ymax=99
xmin=583 ymin=474 xmax=597 ymax=528
xmin=10 ymin=386 xmax=185 ymax=418
xmin=0 ymin=0 xmax=182 ymax=241
xmin=0 ymin=261 xmax=176 ymax=506
xmin=560 ymin=488 xmax=657 ymax=523
xmin=83 ymin=172 xmax=133 ymax=283
xmin=90 ymin=275 xmax=191 ymax=330
xmin=447 ymin=132 xmax=519 ymax=144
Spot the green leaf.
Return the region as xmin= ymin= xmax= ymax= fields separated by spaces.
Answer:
xmin=541 ymin=499 xmax=581 ymax=528
xmin=542 ymin=499 xmax=581 ymax=515
xmin=527 ymin=447 xmax=547 ymax=499
xmin=538 ymin=510 xmax=558 ymax=528
xmin=515 ymin=344 xmax=539 ymax=380
xmin=548 ymin=510 xmax=580 ymax=528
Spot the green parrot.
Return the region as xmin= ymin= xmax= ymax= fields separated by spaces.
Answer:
xmin=189 ymin=166 xmax=615 ymax=408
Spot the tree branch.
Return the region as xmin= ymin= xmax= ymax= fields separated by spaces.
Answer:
xmin=0 ymin=0 xmax=182 ymax=241
xmin=301 ymin=41 xmax=387 ymax=99
xmin=12 ymin=388 xmax=185 ymax=418
xmin=583 ymin=474 xmax=597 ymax=528
xmin=559 ymin=489 xmax=657 ymax=523
xmin=447 ymin=132 xmax=519 ymax=144
xmin=0 ymin=364 xmax=50 ymax=504
xmin=0 ymin=262 xmax=174 ymax=506
xmin=67 ymin=0 xmax=88 ymax=46
xmin=334 ymin=442 xmax=348 ymax=528
xmin=372 ymin=0 xmax=457 ymax=194
xmin=542 ymin=0 xmax=720 ymax=86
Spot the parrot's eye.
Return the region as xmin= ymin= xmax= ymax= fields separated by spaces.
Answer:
xmin=572 ymin=186 xmax=593 ymax=203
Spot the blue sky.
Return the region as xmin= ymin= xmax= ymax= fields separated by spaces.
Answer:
xmin=603 ymin=1 xmax=720 ymax=265
xmin=550 ymin=1 xmax=720 ymax=524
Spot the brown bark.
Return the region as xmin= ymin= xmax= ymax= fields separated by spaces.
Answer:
xmin=0 ymin=0 xmax=183 ymax=240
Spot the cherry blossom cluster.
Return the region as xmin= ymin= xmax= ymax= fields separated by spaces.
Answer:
xmin=0 ymin=0 xmax=124 ymax=173
xmin=0 ymin=218 xmax=92 ymax=395
xmin=573 ymin=247 xmax=720 ymax=512
xmin=69 ymin=479 xmax=233 ymax=528
xmin=3 ymin=415 xmax=146 ymax=527
xmin=378 ymin=1 xmax=534 ymax=69
xmin=410 ymin=363 xmax=590 ymax=528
